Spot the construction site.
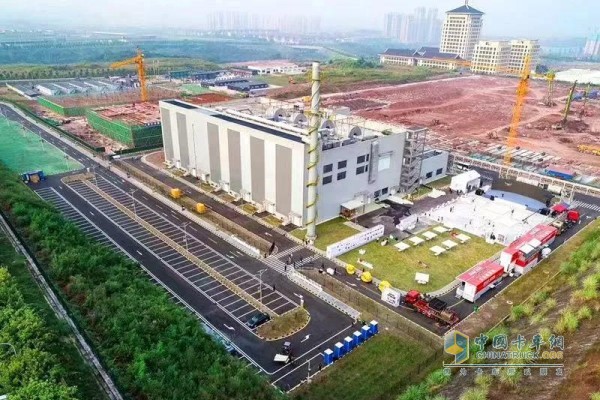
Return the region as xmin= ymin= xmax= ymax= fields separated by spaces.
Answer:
xmin=321 ymin=75 xmax=600 ymax=186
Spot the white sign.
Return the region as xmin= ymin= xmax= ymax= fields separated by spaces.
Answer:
xmin=326 ymin=224 xmax=384 ymax=258
xmin=381 ymin=288 xmax=401 ymax=307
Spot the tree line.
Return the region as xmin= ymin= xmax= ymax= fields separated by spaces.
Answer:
xmin=0 ymin=164 xmax=283 ymax=400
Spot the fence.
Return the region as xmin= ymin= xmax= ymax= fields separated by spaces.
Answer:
xmin=115 ymin=160 xmax=272 ymax=255
xmin=304 ymin=270 xmax=443 ymax=349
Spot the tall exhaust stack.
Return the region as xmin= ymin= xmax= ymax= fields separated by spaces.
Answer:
xmin=305 ymin=61 xmax=321 ymax=243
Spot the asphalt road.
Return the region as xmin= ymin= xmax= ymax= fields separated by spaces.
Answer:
xmin=0 ymin=103 xmax=354 ymax=390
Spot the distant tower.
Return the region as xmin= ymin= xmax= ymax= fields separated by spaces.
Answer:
xmin=440 ymin=1 xmax=484 ymax=59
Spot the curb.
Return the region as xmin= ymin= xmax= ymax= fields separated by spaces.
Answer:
xmin=256 ymin=307 xmax=311 ymax=341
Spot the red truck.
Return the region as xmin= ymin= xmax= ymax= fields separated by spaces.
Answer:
xmin=404 ymin=290 xmax=459 ymax=326
xmin=550 ymin=205 xmax=580 ymax=235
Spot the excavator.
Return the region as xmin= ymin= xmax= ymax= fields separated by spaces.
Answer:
xmin=110 ymin=49 xmax=148 ymax=102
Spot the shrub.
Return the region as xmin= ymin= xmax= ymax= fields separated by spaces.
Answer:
xmin=397 ymin=383 xmax=429 ymax=400
xmin=510 ymin=305 xmax=527 ymax=321
xmin=577 ymin=306 xmax=593 ymax=320
xmin=543 ymin=297 xmax=557 ymax=310
xmin=590 ymin=392 xmax=600 ymax=400
xmin=426 ymin=369 xmax=452 ymax=389
xmin=460 ymin=387 xmax=488 ymax=400
xmin=532 ymin=289 xmax=550 ymax=305
xmin=554 ymin=309 xmax=580 ymax=333
xmin=474 ymin=373 xmax=493 ymax=389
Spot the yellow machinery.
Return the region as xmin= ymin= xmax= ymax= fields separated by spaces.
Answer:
xmin=578 ymin=145 xmax=600 ymax=157
xmin=195 ymin=203 xmax=207 ymax=214
xmin=360 ymin=271 xmax=373 ymax=283
xmin=503 ymin=55 xmax=532 ymax=166
xmin=170 ymin=188 xmax=182 ymax=199
xmin=532 ymin=70 xmax=556 ymax=106
xmin=562 ymin=81 xmax=578 ymax=126
xmin=345 ymin=264 xmax=356 ymax=275
xmin=110 ymin=49 xmax=148 ymax=102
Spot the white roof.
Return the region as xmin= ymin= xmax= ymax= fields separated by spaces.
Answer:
xmin=452 ymin=170 xmax=481 ymax=184
xmin=456 ymin=233 xmax=471 ymax=242
xmin=394 ymin=242 xmax=411 ymax=251
xmin=430 ymin=245 xmax=447 ymax=255
xmin=422 ymin=231 xmax=438 ymax=240
xmin=415 ymin=272 xmax=430 ymax=283
xmin=442 ymin=240 xmax=458 ymax=249
xmin=433 ymin=226 xmax=450 ymax=233
xmin=409 ymin=236 xmax=425 ymax=245
xmin=341 ymin=198 xmax=364 ymax=210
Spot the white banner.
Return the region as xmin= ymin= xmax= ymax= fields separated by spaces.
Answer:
xmin=326 ymin=224 xmax=384 ymax=258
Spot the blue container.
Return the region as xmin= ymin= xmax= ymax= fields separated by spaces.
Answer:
xmin=361 ymin=324 xmax=371 ymax=340
xmin=370 ymin=320 xmax=379 ymax=335
xmin=344 ymin=336 xmax=354 ymax=352
xmin=353 ymin=330 xmax=363 ymax=346
xmin=323 ymin=349 xmax=334 ymax=366
xmin=333 ymin=342 xmax=344 ymax=359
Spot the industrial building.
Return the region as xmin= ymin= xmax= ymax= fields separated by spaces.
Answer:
xmin=244 ymin=61 xmax=305 ymax=75
xmin=159 ymin=98 xmax=446 ymax=226
xmin=439 ymin=3 xmax=484 ymax=60
xmin=583 ymin=30 xmax=600 ymax=58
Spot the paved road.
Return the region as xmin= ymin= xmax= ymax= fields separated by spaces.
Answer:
xmin=0 ymin=103 xmax=354 ymax=390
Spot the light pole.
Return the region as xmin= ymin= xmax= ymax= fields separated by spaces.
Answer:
xmin=129 ymin=189 xmax=138 ymax=218
xmin=0 ymin=342 xmax=17 ymax=356
xmin=64 ymin=155 xmax=70 ymax=170
xmin=258 ymin=269 xmax=267 ymax=304
xmin=182 ymin=222 xmax=190 ymax=251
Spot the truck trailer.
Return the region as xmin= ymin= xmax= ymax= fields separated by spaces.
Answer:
xmin=403 ymin=290 xmax=459 ymax=326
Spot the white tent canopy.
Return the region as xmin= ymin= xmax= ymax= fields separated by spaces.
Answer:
xmin=450 ymin=170 xmax=481 ymax=193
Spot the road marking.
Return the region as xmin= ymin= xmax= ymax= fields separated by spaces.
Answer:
xmin=207 ymin=237 xmax=217 ymax=244
xmin=300 ymin=334 xmax=311 ymax=343
xmin=136 ymin=250 xmax=143 ymax=256
xmin=224 ymin=324 xmax=235 ymax=331
xmin=89 ymin=211 xmax=94 ymax=216
xmin=264 ymin=232 xmax=272 ymax=237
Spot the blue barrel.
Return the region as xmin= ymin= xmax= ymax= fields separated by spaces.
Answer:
xmin=323 ymin=349 xmax=334 ymax=366
xmin=344 ymin=336 xmax=354 ymax=352
xmin=370 ymin=320 xmax=379 ymax=335
xmin=361 ymin=324 xmax=371 ymax=340
xmin=353 ymin=330 xmax=363 ymax=346
xmin=333 ymin=342 xmax=344 ymax=359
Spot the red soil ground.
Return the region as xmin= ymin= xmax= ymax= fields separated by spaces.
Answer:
xmin=324 ymin=75 xmax=600 ymax=172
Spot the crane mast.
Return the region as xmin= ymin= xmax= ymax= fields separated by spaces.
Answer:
xmin=110 ymin=49 xmax=148 ymax=102
xmin=503 ymin=55 xmax=532 ymax=166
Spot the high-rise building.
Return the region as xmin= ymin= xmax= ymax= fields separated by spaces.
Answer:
xmin=384 ymin=8 xmax=441 ymax=43
xmin=508 ymin=39 xmax=540 ymax=72
xmin=584 ymin=30 xmax=600 ymax=58
xmin=471 ymin=41 xmax=511 ymax=74
xmin=440 ymin=2 xmax=484 ymax=60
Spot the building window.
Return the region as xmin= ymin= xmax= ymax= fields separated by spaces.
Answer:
xmin=323 ymin=163 xmax=333 ymax=173
xmin=337 ymin=171 xmax=346 ymax=180
xmin=356 ymin=166 xmax=366 ymax=175
xmin=426 ymin=172 xmax=433 ymax=179
xmin=323 ymin=175 xmax=333 ymax=185
xmin=366 ymin=154 xmax=370 ymax=162
xmin=381 ymin=187 xmax=389 ymax=195
xmin=357 ymin=155 xmax=366 ymax=164
xmin=374 ymin=190 xmax=381 ymax=197
xmin=436 ymin=168 xmax=443 ymax=175
xmin=338 ymin=160 xmax=347 ymax=169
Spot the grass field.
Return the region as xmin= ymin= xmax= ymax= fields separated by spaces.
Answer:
xmin=338 ymin=227 xmax=502 ymax=291
xmin=180 ymin=83 xmax=212 ymax=95
xmin=0 ymin=117 xmax=82 ymax=175
xmin=292 ymin=334 xmax=429 ymax=400
xmin=292 ymin=217 xmax=358 ymax=249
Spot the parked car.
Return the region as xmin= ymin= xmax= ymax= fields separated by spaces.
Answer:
xmin=246 ymin=312 xmax=270 ymax=329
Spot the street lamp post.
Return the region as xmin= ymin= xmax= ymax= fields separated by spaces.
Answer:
xmin=129 ymin=189 xmax=138 ymax=218
xmin=258 ymin=269 xmax=267 ymax=304
xmin=182 ymin=222 xmax=190 ymax=251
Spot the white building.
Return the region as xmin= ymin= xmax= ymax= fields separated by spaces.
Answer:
xmin=379 ymin=47 xmax=463 ymax=70
xmin=471 ymin=41 xmax=511 ymax=74
xmin=246 ymin=62 xmax=305 ymax=75
xmin=439 ymin=2 xmax=484 ymax=60
xmin=159 ymin=99 xmax=444 ymax=226
xmin=583 ymin=31 xmax=600 ymax=58
xmin=508 ymin=39 xmax=540 ymax=72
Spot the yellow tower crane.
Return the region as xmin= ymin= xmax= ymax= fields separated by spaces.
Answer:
xmin=503 ymin=55 xmax=532 ymax=166
xmin=110 ymin=49 xmax=148 ymax=102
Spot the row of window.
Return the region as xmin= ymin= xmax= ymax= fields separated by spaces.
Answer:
xmin=323 ymin=160 xmax=348 ymax=174
xmin=322 ymin=164 xmax=372 ymax=185
xmin=424 ymin=168 xmax=444 ymax=179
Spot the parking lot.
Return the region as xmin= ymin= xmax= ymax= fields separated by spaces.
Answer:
xmin=66 ymin=175 xmax=298 ymax=330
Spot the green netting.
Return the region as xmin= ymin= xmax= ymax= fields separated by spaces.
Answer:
xmin=0 ymin=116 xmax=83 ymax=175
xmin=37 ymin=97 xmax=87 ymax=117
xmin=86 ymin=110 xmax=162 ymax=148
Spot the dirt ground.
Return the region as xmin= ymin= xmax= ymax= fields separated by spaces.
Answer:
xmin=323 ymin=75 xmax=600 ymax=173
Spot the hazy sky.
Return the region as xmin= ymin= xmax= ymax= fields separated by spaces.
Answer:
xmin=0 ymin=0 xmax=598 ymax=38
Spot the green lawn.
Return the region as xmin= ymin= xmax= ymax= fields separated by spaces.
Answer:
xmin=427 ymin=175 xmax=452 ymax=189
xmin=292 ymin=334 xmax=429 ymax=400
xmin=338 ymin=227 xmax=502 ymax=292
xmin=181 ymin=83 xmax=212 ymax=95
xmin=0 ymin=117 xmax=82 ymax=175
xmin=292 ymin=217 xmax=358 ymax=249
xmin=255 ymin=74 xmax=308 ymax=87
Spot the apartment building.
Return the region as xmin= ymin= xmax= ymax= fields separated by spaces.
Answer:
xmin=440 ymin=3 xmax=484 ymax=60
xmin=508 ymin=39 xmax=540 ymax=72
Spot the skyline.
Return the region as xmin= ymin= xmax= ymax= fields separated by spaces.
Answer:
xmin=0 ymin=0 xmax=598 ymax=39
